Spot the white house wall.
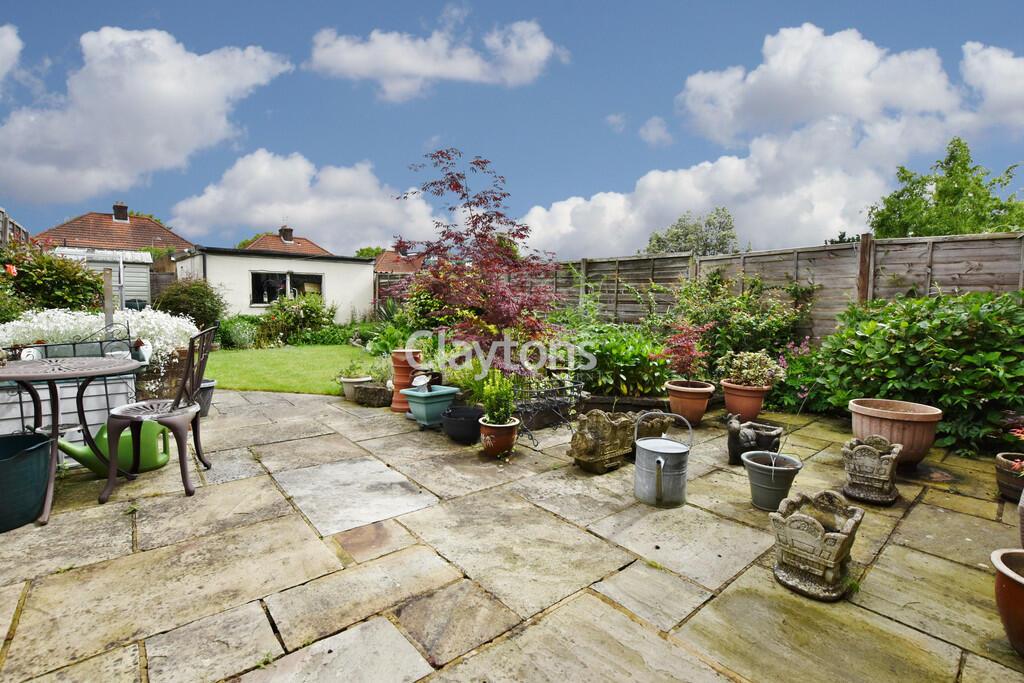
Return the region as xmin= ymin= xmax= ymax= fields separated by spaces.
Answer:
xmin=175 ymin=253 xmax=373 ymax=322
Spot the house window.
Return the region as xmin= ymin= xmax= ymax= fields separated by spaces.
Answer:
xmin=251 ymin=272 xmax=323 ymax=304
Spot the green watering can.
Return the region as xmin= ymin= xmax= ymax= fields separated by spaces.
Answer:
xmin=58 ymin=422 xmax=171 ymax=478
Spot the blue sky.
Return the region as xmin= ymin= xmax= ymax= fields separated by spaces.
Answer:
xmin=1 ymin=1 xmax=1022 ymax=258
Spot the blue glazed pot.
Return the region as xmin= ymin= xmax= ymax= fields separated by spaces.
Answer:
xmin=400 ymin=385 xmax=460 ymax=428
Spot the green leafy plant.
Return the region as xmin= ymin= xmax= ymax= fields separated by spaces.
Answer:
xmin=0 ymin=241 xmax=103 ymax=314
xmin=256 ymin=294 xmax=337 ymax=346
xmin=218 ymin=315 xmax=260 ymax=349
xmin=716 ymin=350 xmax=786 ymax=387
xmin=153 ymin=277 xmax=226 ymax=330
xmin=291 ymin=324 xmax=351 ymax=345
xmin=573 ymin=323 xmax=672 ymax=396
xmin=766 ymin=338 xmax=833 ymax=413
xmin=482 ymin=372 xmax=516 ymax=425
xmin=335 ymin=358 xmax=369 ymax=380
xmin=650 ymin=321 xmax=714 ymax=378
xmin=816 ymin=291 xmax=1024 ymax=455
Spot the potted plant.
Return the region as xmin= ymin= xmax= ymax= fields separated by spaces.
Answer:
xmin=847 ymin=398 xmax=942 ymax=470
xmin=335 ymin=359 xmax=372 ymax=401
xmin=353 ymin=356 xmax=394 ymax=408
xmin=656 ymin=321 xmax=716 ymax=426
xmin=995 ymin=411 xmax=1024 ymax=503
xmin=992 ymin=548 xmax=1024 ymax=658
xmin=479 ymin=373 xmax=520 ymax=458
xmin=716 ymin=350 xmax=785 ymax=422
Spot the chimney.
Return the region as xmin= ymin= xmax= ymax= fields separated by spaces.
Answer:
xmin=112 ymin=202 xmax=129 ymax=222
xmin=279 ymin=225 xmax=294 ymax=243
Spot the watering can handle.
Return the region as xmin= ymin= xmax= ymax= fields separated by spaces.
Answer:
xmin=634 ymin=411 xmax=694 ymax=450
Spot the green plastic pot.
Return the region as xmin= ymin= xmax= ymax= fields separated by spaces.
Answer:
xmin=0 ymin=433 xmax=50 ymax=533
xmin=741 ymin=450 xmax=803 ymax=511
xmin=400 ymin=385 xmax=460 ymax=428
xmin=57 ymin=422 xmax=171 ymax=478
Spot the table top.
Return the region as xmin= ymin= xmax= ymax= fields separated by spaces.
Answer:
xmin=0 ymin=357 xmax=141 ymax=382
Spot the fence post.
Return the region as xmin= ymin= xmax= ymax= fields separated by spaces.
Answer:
xmin=103 ymin=268 xmax=114 ymax=335
xmin=612 ymin=260 xmax=620 ymax=323
xmin=579 ymin=259 xmax=588 ymax=304
xmin=857 ymin=233 xmax=874 ymax=302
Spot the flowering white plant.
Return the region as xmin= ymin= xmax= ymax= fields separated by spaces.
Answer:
xmin=0 ymin=308 xmax=198 ymax=367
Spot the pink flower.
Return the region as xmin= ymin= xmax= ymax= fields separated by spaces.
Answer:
xmin=4 ymin=264 xmax=15 ymax=276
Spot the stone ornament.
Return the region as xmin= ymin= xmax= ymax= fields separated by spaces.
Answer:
xmin=841 ymin=435 xmax=902 ymax=505
xmin=569 ymin=410 xmax=673 ymax=473
xmin=770 ymin=490 xmax=865 ymax=601
xmin=726 ymin=413 xmax=783 ymax=466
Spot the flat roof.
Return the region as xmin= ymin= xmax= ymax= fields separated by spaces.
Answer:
xmin=176 ymin=245 xmax=373 ymax=264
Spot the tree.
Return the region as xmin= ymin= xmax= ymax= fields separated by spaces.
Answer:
xmin=236 ymin=232 xmax=273 ymax=248
xmin=641 ymin=207 xmax=738 ymax=256
xmin=355 ymin=246 xmax=385 ymax=258
xmin=392 ymin=148 xmax=560 ymax=366
xmin=129 ymin=210 xmax=165 ymax=225
xmin=868 ymin=137 xmax=1024 ymax=238
xmin=825 ymin=231 xmax=860 ymax=245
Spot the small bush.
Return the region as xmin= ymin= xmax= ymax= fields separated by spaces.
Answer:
xmin=573 ymin=324 xmax=672 ymax=397
xmin=218 ymin=315 xmax=260 ymax=349
xmin=154 ymin=278 xmax=226 ymax=330
xmin=292 ymin=324 xmax=350 ymax=346
xmin=816 ymin=291 xmax=1024 ymax=455
xmin=765 ymin=338 xmax=834 ymax=413
xmin=256 ymin=294 xmax=337 ymax=346
xmin=482 ymin=372 xmax=516 ymax=425
xmin=1 ymin=241 xmax=103 ymax=312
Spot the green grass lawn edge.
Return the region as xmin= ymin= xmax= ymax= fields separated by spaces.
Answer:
xmin=204 ymin=344 xmax=372 ymax=395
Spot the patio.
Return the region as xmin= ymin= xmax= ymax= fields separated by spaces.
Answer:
xmin=0 ymin=390 xmax=1021 ymax=682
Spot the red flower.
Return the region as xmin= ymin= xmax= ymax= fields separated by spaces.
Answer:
xmin=4 ymin=264 xmax=16 ymax=276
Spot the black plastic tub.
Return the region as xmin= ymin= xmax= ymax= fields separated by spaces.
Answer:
xmin=442 ymin=405 xmax=485 ymax=445
xmin=0 ymin=433 xmax=50 ymax=533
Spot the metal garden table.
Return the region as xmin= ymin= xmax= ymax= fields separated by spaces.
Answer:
xmin=0 ymin=357 xmax=141 ymax=524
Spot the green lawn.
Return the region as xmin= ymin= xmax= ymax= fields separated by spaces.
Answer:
xmin=204 ymin=344 xmax=371 ymax=395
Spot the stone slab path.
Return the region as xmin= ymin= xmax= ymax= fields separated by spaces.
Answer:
xmin=0 ymin=389 xmax=1021 ymax=682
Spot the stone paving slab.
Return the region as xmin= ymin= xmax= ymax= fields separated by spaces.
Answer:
xmin=318 ymin=411 xmax=419 ymax=442
xmin=962 ymin=653 xmax=1024 ymax=682
xmin=592 ymin=561 xmax=712 ymax=632
xmin=252 ymin=434 xmax=368 ymax=473
xmin=589 ymin=503 xmax=773 ymax=591
xmin=392 ymin=579 xmax=520 ymax=666
xmin=331 ymin=519 xmax=417 ymax=564
xmin=517 ymin=426 xmax=573 ymax=451
xmin=194 ymin=406 xmax=272 ymax=432
xmin=355 ymin=430 xmax=470 ymax=466
xmin=0 ymin=581 xmax=24 ymax=639
xmin=198 ymin=447 xmax=265 ymax=485
xmin=1005 ymin=502 xmax=1021 ymax=528
xmin=788 ymin=420 xmax=853 ymax=444
xmin=506 ymin=465 xmax=636 ymax=526
xmin=209 ymin=390 xmax=249 ymax=408
xmin=27 ymin=644 xmax=141 ymax=683
xmin=401 ymin=489 xmax=630 ymax=618
xmin=51 ymin=457 xmax=203 ymax=514
xmin=892 ymin=503 xmax=1020 ymax=572
xmin=922 ymin=488 xmax=1000 ymax=520
xmin=264 ymin=544 xmax=460 ymax=651
xmin=897 ymin=459 xmax=998 ymax=501
xmin=0 ymin=502 xmax=132 ymax=586
xmin=394 ymin=450 xmax=536 ymax=499
xmin=675 ymin=565 xmax=961 ymax=682
xmin=237 ymin=391 xmax=296 ymax=406
xmin=239 ymin=616 xmax=433 ymax=683
xmin=1 ymin=515 xmax=340 ymax=681
xmin=145 ymin=601 xmax=283 ymax=683
xmin=200 ymin=419 xmax=333 ymax=453
xmin=853 ymin=544 xmax=1023 ymax=673
xmin=436 ymin=592 xmax=729 ymax=682
xmin=135 ymin=475 xmax=291 ymax=551
xmin=273 ymin=456 xmax=439 ymax=536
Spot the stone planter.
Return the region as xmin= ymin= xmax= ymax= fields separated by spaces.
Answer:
xmin=726 ymin=413 xmax=783 ymax=466
xmin=720 ymin=380 xmax=771 ymax=422
xmin=390 ymin=349 xmax=421 ymax=413
xmin=664 ymin=380 xmax=715 ymax=426
xmin=848 ymin=398 xmax=942 ymax=470
xmin=338 ymin=376 xmax=372 ymax=401
xmin=353 ymin=383 xmax=393 ymax=408
xmin=479 ymin=417 xmax=520 ymax=458
xmin=841 ymin=435 xmax=902 ymax=506
xmin=741 ymin=451 xmax=802 ymax=511
xmin=995 ymin=452 xmax=1024 ymax=503
xmin=770 ymin=490 xmax=865 ymax=601
xmin=992 ymin=548 xmax=1024 ymax=657
xmin=568 ymin=410 xmax=674 ymax=474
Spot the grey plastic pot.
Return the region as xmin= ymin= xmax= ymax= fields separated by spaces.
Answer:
xmin=741 ymin=450 xmax=803 ymax=511
xmin=197 ymin=379 xmax=217 ymax=418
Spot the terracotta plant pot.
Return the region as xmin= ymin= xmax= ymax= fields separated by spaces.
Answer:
xmin=848 ymin=399 xmax=942 ymax=470
xmin=720 ymin=380 xmax=770 ymax=422
xmin=992 ymin=548 xmax=1024 ymax=658
xmin=390 ymin=349 xmax=422 ymax=413
xmin=995 ymin=453 xmax=1024 ymax=503
xmin=664 ymin=380 xmax=715 ymax=426
xmin=479 ymin=417 xmax=520 ymax=458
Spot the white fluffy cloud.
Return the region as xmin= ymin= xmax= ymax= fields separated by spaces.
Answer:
xmin=605 ymin=113 xmax=625 ymax=133
xmin=639 ymin=116 xmax=673 ymax=146
xmin=525 ymin=24 xmax=1024 ymax=257
xmin=0 ymin=24 xmax=22 ymax=94
xmin=171 ymin=149 xmax=438 ymax=255
xmin=309 ymin=19 xmax=567 ymax=101
xmin=0 ymin=27 xmax=291 ymax=202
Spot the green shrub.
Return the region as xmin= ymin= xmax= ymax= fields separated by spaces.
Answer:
xmin=1 ymin=241 xmax=103 ymax=312
xmin=765 ymin=338 xmax=834 ymax=413
xmin=482 ymin=372 xmax=516 ymax=425
xmin=218 ymin=315 xmax=260 ymax=349
xmin=0 ymin=280 xmax=29 ymax=323
xmin=716 ymin=350 xmax=785 ymax=387
xmin=816 ymin=291 xmax=1024 ymax=455
xmin=154 ymin=277 xmax=226 ymax=330
xmin=292 ymin=324 xmax=350 ymax=345
xmin=256 ymin=294 xmax=337 ymax=346
xmin=573 ymin=323 xmax=672 ymax=397
xmin=445 ymin=357 xmax=500 ymax=404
